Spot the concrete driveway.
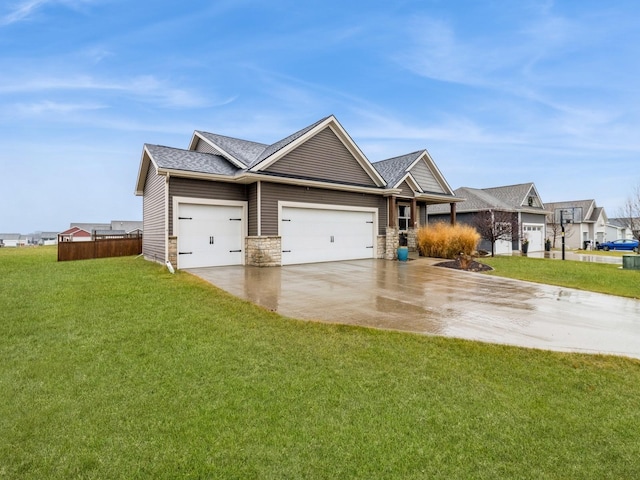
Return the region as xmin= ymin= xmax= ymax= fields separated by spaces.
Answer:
xmin=187 ymin=258 xmax=640 ymax=359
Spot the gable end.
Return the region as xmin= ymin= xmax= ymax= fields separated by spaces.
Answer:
xmin=262 ymin=127 xmax=379 ymax=187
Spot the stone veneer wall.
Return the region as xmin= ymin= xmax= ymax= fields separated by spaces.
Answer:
xmin=385 ymin=227 xmax=399 ymax=260
xmin=407 ymin=228 xmax=417 ymax=251
xmin=168 ymin=236 xmax=177 ymax=268
xmin=376 ymin=235 xmax=386 ymax=259
xmin=246 ymin=236 xmax=282 ymax=267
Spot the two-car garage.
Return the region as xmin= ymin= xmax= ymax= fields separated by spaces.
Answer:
xmin=175 ymin=199 xmax=377 ymax=268
xmin=280 ymin=204 xmax=376 ymax=265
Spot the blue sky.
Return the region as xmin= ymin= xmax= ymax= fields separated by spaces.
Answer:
xmin=1 ymin=0 xmax=639 ymax=233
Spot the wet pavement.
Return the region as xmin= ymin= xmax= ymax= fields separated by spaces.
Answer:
xmin=527 ymin=250 xmax=623 ymax=264
xmin=187 ymin=258 xmax=640 ymax=359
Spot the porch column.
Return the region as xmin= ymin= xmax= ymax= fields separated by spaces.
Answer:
xmin=411 ymin=198 xmax=417 ymax=228
xmin=450 ymin=202 xmax=457 ymax=225
xmin=389 ymin=196 xmax=397 ymax=227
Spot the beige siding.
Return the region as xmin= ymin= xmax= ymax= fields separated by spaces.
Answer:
xmin=142 ymin=166 xmax=166 ymax=263
xmin=260 ymin=182 xmax=387 ymax=236
xmin=398 ymin=180 xmax=414 ymax=197
xmin=411 ymin=160 xmax=445 ymax=194
xmin=168 ymin=178 xmax=247 ymax=235
xmin=194 ymin=138 xmax=222 ymax=155
xmin=264 ymin=127 xmax=378 ymax=187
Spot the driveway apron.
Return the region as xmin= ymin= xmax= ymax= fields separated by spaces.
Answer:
xmin=188 ymin=258 xmax=640 ymax=359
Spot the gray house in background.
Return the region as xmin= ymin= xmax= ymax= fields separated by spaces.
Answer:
xmin=428 ymin=183 xmax=548 ymax=254
xmin=544 ymin=200 xmax=607 ymax=249
xmin=135 ymin=115 xmax=460 ymax=269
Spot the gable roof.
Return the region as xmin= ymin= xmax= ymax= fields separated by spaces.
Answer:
xmin=544 ymin=200 xmax=596 ymax=223
xmin=136 ymin=115 xmax=396 ymax=195
xmin=429 ymin=183 xmax=546 ymax=214
xmin=373 ymin=150 xmax=458 ymax=203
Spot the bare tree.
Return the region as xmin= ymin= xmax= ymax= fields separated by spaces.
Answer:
xmin=620 ymin=183 xmax=640 ymax=244
xmin=546 ymin=209 xmax=575 ymax=248
xmin=472 ymin=210 xmax=518 ymax=257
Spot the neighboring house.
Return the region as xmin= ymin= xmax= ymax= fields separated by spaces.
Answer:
xmin=545 ymin=200 xmax=607 ymax=249
xmin=0 ymin=233 xmax=22 ymax=247
xmin=59 ymin=226 xmax=92 ymax=242
xmin=111 ymin=220 xmax=143 ymax=234
xmin=135 ymin=115 xmax=459 ymax=269
xmin=427 ymin=183 xmax=548 ymax=254
xmin=66 ymin=221 xmax=143 ymax=239
xmin=607 ymin=218 xmax=634 ymax=241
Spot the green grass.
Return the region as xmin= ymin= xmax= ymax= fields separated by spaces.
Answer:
xmin=2 ymin=247 xmax=640 ymax=479
xmin=481 ymin=255 xmax=640 ymax=299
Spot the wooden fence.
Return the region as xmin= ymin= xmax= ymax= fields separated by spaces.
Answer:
xmin=57 ymin=236 xmax=143 ymax=262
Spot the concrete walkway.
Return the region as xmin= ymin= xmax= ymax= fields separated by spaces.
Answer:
xmin=188 ymin=258 xmax=640 ymax=359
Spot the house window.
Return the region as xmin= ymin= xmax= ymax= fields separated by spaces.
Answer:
xmin=398 ymin=205 xmax=410 ymax=231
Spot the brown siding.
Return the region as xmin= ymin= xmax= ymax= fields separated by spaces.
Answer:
xmin=264 ymin=127 xmax=378 ymax=187
xmin=248 ymin=183 xmax=258 ymax=236
xmin=411 ymin=160 xmax=445 ymax=193
xmin=168 ymin=178 xmax=247 ymax=235
xmin=142 ymin=165 xmax=166 ymax=263
xmin=260 ymin=182 xmax=387 ymax=236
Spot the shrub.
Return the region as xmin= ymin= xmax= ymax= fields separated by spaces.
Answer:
xmin=416 ymin=222 xmax=480 ymax=259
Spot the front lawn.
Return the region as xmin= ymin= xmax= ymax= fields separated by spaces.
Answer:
xmin=2 ymin=247 xmax=640 ymax=479
xmin=481 ymin=255 xmax=640 ymax=299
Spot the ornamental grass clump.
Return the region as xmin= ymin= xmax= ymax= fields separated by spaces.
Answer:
xmin=416 ymin=222 xmax=480 ymax=259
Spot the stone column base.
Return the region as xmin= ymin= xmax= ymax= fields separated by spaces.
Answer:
xmin=246 ymin=236 xmax=282 ymax=267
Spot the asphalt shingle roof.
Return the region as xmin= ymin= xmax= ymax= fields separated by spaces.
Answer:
xmin=195 ymin=131 xmax=267 ymax=167
xmin=146 ymin=144 xmax=240 ymax=176
xmin=429 ymin=183 xmax=542 ymax=214
xmin=372 ymin=151 xmax=423 ymax=188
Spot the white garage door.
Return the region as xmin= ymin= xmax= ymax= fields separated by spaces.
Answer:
xmin=281 ymin=206 xmax=375 ymax=265
xmin=177 ymin=203 xmax=244 ymax=268
xmin=523 ymin=224 xmax=544 ymax=252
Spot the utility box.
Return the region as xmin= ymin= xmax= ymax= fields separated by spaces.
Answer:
xmin=622 ymin=255 xmax=640 ymax=270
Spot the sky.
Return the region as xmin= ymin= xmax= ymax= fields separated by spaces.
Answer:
xmin=1 ymin=0 xmax=639 ymax=234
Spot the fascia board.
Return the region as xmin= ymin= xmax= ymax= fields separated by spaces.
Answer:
xmin=393 ymin=172 xmax=422 ymax=192
xmin=135 ymin=146 xmax=159 ymax=196
xmin=249 ymin=116 xmax=334 ymax=172
xmin=413 ymin=150 xmax=456 ymax=196
xmin=156 ymin=168 xmax=398 ymax=196
xmin=250 ymin=117 xmax=387 ymax=188
xmin=190 ymin=131 xmax=246 ymax=169
xmin=415 ymin=192 xmax=466 ymax=203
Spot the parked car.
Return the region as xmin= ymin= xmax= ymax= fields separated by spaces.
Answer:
xmin=596 ymin=239 xmax=639 ymax=252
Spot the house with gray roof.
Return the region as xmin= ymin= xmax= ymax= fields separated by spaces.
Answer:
xmin=545 ymin=200 xmax=608 ymax=249
xmin=428 ymin=183 xmax=548 ymax=254
xmin=135 ymin=115 xmax=460 ymax=268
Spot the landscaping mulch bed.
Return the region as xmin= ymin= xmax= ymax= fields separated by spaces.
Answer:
xmin=435 ymin=257 xmax=493 ymax=272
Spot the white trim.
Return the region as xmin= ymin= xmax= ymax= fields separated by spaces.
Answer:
xmin=156 ymin=168 xmax=400 ymax=196
xmin=188 ymin=131 xmax=246 ymax=169
xmin=249 ymin=116 xmax=387 ymax=187
xmin=172 ymin=196 xmax=248 ymax=266
xmin=393 ymin=172 xmax=422 ymax=193
xmin=257 ymin=181 xmax=262 ymax=237
xmin=410 ymin=150 xmax=456 ymax=196
xmin=164 ymin=174 xmax=170 ymax=262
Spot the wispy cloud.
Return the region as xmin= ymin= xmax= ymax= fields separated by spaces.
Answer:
xmin=0 ymin=74 xmax=219 ymax=108
xmin=14 ymin=100 xmax=106 ymax=115
xmin=1 ymin=0 xmax=94 ymax=26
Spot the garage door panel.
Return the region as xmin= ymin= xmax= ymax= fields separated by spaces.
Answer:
xmin=281 ymin=207 xmax=375 ymax=265
xmin=178 ymin=203 xmax=243 ymax=268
